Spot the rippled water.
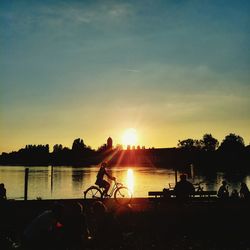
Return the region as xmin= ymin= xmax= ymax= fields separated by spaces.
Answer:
xmin=0 ymin=165 xmax=250 ymax=199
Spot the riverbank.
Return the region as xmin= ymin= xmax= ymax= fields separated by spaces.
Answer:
xmin=1 ymin=198 xmax=250 ymax=249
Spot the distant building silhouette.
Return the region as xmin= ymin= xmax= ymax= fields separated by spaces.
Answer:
xmin=107 ymin=137 xmax=113 ymax=149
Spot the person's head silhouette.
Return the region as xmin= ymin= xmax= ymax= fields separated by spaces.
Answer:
xmin=92 ymin=200 xmax=107 ymax=217
xmin=241 ymin=182 xmax=247 ymax=188
xmin=101 ymin=162 xmax=108 ymax=168
xmin=51 ymin=202 xmax=64 ymax=221
xmin=180 ymin=174 xmax=187 ymax=181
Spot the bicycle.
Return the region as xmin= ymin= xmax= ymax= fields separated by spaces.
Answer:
xmin=83 ymin=179 xmax=132 ymax=205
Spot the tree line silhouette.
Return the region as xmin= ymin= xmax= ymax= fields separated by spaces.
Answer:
xmin=0 ymin=133 xmax=250 ymax=172
xmin=0 ymin=138 xmax=107 ymax=166
xmin=176 ymin=133 xmax=250 ymax=172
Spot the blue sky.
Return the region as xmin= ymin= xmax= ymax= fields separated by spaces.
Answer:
xmin=1 ymin=0 xmax=250 ymax=152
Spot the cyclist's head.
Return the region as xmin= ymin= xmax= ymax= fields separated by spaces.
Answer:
xmin=222 ymin=180 xmax=227 ymax=186
xmin=101 ymin=162 xmax=108 ymax=168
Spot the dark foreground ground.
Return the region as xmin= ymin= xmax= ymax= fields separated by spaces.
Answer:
xmin=1 ymin=198 xmax=250 ymax=250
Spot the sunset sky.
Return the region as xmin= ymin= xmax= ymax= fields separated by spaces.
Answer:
xmin=1 ymin=0 xmax=250 ymax=153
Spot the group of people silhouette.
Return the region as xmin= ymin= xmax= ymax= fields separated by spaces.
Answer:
xmin=217 ymin=180 xmax=250 ymax=199
xmin=172 ymin=173 xmax=250 ymax=200
xmin=18 ymin=166 xmax=249 ymax=249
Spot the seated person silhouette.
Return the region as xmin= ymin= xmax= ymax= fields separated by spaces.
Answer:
xmin=0 ymin=183 xmax=7 ymax=200
xmin=217 ymin=180 xmax=229 ymax=198
xmin=95 ymin=162 xmax=115 ymax=197
xmin=231 ymin=189 xmax=239 ymax=199
xmin=174 ymin=174 xmax=195 ymax=201
xmin=89 ymin=201 xmax=120 ymax=249
xmin=239 ymin=182 xmax=250 ymax=199
xmin=23 ymin=202 xmax=64 ymax=250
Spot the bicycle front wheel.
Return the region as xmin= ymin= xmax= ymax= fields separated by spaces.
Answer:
xmin=114 ymin=186 xmax=132 ymax=205
xmin=84 ymin=186 xmax=102 ymax=199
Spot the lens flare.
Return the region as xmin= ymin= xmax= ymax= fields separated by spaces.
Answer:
xmin=126 ymin=168 xmax=134 ymax=194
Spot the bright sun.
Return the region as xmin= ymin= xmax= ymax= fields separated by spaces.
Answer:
xmin=122 ymin=128 xmax=138 ymax=147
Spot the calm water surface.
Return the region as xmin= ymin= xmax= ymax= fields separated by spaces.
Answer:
xmin=0 ymin=165 xmax=250 ymax=200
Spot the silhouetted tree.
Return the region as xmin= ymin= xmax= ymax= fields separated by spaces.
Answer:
xmin=219 ymin=133 xmax=245 ymax=152
xmin=53 ymin=144 xmax=63 ymax=153
xmin=177 ymin=139 xmax=201 ymax=150
xmin=201 ymin=134 xmax=219 ymax=151
xmin=215 ymin=133 xmax=247 ymax=170
xmin=97 ymin=144 xmax=107 ymax=153
xmin=72 ymin=138 xmax=86 ymax=152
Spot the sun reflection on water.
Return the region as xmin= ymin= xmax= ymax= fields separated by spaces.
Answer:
xmin=126 ymin=168 xmax=134 ymax=194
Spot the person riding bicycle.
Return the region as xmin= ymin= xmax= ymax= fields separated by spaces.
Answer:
xmin=95 ymin=162 xmax=115 ymax=197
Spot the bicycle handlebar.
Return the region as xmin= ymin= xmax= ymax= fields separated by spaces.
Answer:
xmin=113 ymin=179 xmax=123 ymax=187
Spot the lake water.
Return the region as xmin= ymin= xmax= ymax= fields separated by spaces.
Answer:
xmin=0 ymin=165 xmax=250 ymax=200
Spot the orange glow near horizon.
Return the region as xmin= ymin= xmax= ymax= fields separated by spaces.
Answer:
xmin=122 ymin=128 xmax=138 ymax=147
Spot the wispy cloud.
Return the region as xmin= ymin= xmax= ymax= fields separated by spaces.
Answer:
xmin=0 ymin=1 xmax=134 ymax=32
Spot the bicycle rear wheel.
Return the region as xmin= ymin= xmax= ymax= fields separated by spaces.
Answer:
xmin=84 ymin=186 xmax=102 ymax=199
xmin=114 ymin=186 xmax=132 ymax=205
